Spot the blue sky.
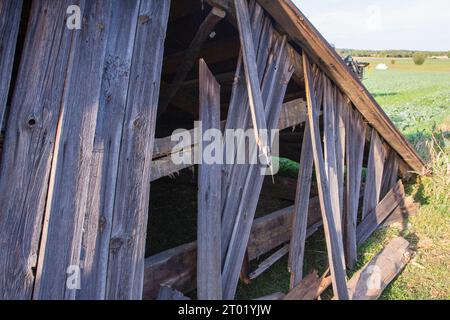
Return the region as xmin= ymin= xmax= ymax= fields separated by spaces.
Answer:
xmin=292 ymin=0 xmax=450 ymax=51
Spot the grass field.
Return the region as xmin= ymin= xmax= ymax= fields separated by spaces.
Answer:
xmin=360 ymin=58 xmax=450 ymax=300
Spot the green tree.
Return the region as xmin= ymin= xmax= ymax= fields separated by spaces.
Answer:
xmin=413 ymin=52 xmax=426 ymax=65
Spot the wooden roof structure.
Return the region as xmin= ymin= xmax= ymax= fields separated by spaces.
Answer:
xmin=0 ymin=0 xmax=424 ymax=301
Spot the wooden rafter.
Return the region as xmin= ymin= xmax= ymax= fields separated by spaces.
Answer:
xmin=159 ymin=7 xmax=226 ymax=116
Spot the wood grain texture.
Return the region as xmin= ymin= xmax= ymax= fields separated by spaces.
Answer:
xmin=77 ymin=0 xmax=140 ymax=300
xmin=380 ymin=148 xmax=399 ymax=199
xmin=288 ymin=102 xmax=316 ymax=288
xmin=249 ymin=244 xmax=289 ymax=280
xmin=0 ymin=0 xmax=23 ymax=127
xmin=357 ymin=181 xmax=405 ymax=245
xmin=0 ymin=0 xmax=77 ymax=300
xmin=344 ymin=106 xmax=367 ymax=269
xmin=33 ymin=0 xmax=114 ymax=300
xmin=158 ymin=7 xmax=225 ymax=116
xmin=348 ymin=237 xmax=411 ymax=300
xmin=362 ymin=129 xmax=386 ymax=219
xmin=105 ymin=0 xmax=170 ymax=300
xmin=197 ymin=59 xmax=222 ymax=300
xmin=303 ymin=54 xmax=348 ymax=300
xmin=284 ymin=271 xmax=331 ymax=300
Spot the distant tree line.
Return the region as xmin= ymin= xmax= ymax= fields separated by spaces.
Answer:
xmin=337 ymin=49 xmax=450 ymax=58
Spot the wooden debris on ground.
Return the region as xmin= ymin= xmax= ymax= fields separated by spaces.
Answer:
xmin=347 ymin=237 xmax=412 ymax=300
xmin=284 ymin=270 xmax=332 ymax=300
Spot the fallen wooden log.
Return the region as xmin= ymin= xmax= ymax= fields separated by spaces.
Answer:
xmin=347 ymin=237 xmax=412 ymax=300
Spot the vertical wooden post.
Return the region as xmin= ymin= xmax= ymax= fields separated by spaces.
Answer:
xmin=362 ymin=129 xmax=386 ymax=219
xmin=105 ymin=0 xmax=171 ymax=300
xmin=0 ymin=0 xmax=79 ymax=300
xmin=33 ymin=0 xmax=115 ymax=300
xmin=303 ymin=54 xmax=349 ymax=300
xmin=344 ymin=106 xmax=367 ymax=269
xmin=197 ymin=59 xmax=222 ymax=300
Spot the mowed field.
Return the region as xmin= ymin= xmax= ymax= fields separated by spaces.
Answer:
xmin=360 ymin=57 xmax=450 ymax=300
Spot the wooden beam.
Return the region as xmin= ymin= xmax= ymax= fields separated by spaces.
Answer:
xmin=284 ymin=271 xmax=332 ymax=300
xmin=303 ymin=54 xmax=348 ymax=300
xmin=345 ymin=105 xmax=367 ymax=269
xmin=347 ymin=237 xmax=411 ymax=300
xmin=233 ymin=0 xmax=270 ymax=157
xmin=288 ymin=100 xmax=314 ymax=289
xmin=362 ymin=129 xmax=386 ymax=220
xmin=159 ymin=7 xmax=226 ymax=116
xmin=357 ymin=181 xmax=405 ymax=245
xmin=150 ymin=98 xmax=307 ymax=181
xmin=0 ymin=0 xmax=84 ymax=300
xmin=143 ymin=199 xmax=322 ymax=299
xmin=103 ymin=0 xmax=170 ymax=300
xmin=255 ymin=0 xmax=426 ymax=175
xmin=157 ymin=286 xmax=190 ymax=300
xmin=197 ymin=59 xmax=222 ymax=300
xmin=0 ymin=0 xmax=22 ymax=127
xmin=380 ymin=148 xmax=399 ymax=199
xmin=249 ymin=245 xmax=289 ymax=280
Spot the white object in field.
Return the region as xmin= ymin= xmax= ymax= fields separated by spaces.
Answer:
xmin=375 ymin=64 xmax=388 ymax=70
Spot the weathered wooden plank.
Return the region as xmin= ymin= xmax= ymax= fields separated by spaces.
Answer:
xmin=303 ymin=54 xmax=348 ymax=300
xmin=142 ymin=198 xmax=322 ymax=299
xmin=344 ymin=106 xmax=367 ymax=269
xmin=382 ymin=196 xmax=418 ymax=228
xmin=284 ymin=271 xmax=331 ymax=300
xmin=322 ymin=76 xmax=344 ymax=264
xmin=334 ymin=91 xmax=347 ymax=220
xmin=157 ymin=286 xmax=190 ymax=301
xmin=348 ymin=237 xmax=411 ymax=300
xmin=105 ymin=0 xmax=170 ymax=300
xmin=233 ymin=0 xmax=270 ymax=157
xmin=249 ymin=244 xmax=289 ymax=280
xmin=159 ymin=7 xmax=225 ymax=116
xmin=0 ymin=0 xmax=78 ymax=300
xmin=362 ymin=129 xmax=386 ymax=219
xmin=77 ymin=0 xmax=141 ymax=300
xmin=33 ymin=0 xmax=114 ymax=300
xmin=0 ymin=0 xmax=22 ymax=127
xmin=357 ymin=181 xmax=405 ymax=245
xmin=288 ymin=104 xmax=314 ymax=288
xmin=380 ymin=148 xmax=399 ymax=199
xmin=197 ymin=59 xmax=222 ymax=300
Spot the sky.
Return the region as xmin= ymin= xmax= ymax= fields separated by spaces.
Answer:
xmin=292 ymin=0 xmax=450 ymax=51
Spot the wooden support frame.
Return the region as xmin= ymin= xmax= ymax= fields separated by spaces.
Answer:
xmin=197 ymin=59 xmax=222 ymax=300
xmin=159 ymin=7 xmax=226 ymax=116
xmin=303 ymin=54 xmax=349 ymax=300
xmin=362 ymin=129 xmax=386 ymax=220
